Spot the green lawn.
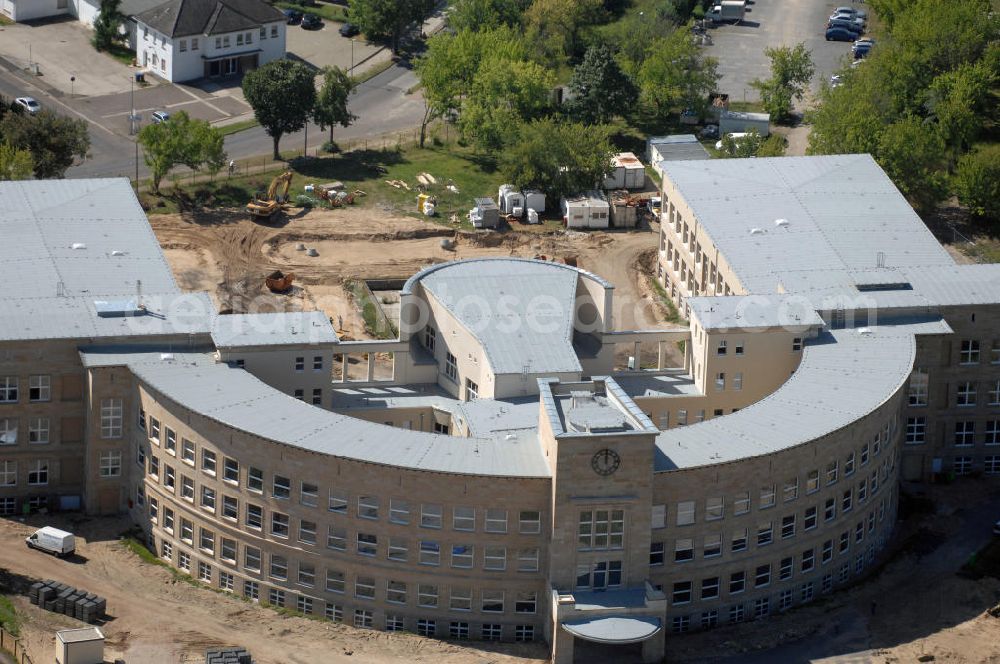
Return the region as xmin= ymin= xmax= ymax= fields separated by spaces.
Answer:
xmin=217 ymin=118 xmax=260 ymax=136
xmin=0 ymin=595 xmax=19 ymax=636
xmin=99 ymin=43 xmax=136 ymax=67
xmin=142 ymin=144 xmax=501 ymax=227
xmin=277 ymin=1 xmax=347 ymax=23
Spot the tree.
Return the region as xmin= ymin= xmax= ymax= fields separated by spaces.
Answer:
xmin=638 ymin=29 xmax=719 ymax=124
xmin=953 ymin=145 xmax=1000 ymax=222
xmin=606 ymin=12 xmax=677 ymax=79
xmin=460 ymin=58 xmax=554 ymax=153
xmin=923 ymin=61 xmax=995 ymax=166
xmin=92 ymin=0 xmax=125 ymax=52
xmin=875 ymin=115 xmax=947 ymax=213
xmin=348 ymin=0 xmax=436 ymax=54
xmin=138 ymin=111 xmax=225 ymax=193
xmin=0 ymin=141 xmax=33 ymax=180
xmin=242 ymin=59 xmax=316 ymax=160
xmin=447 ymin=0 xmax=527 ymax=32
xmin=500 ymin=118 xmax=614 ymax=202
xmin=0 ymin=110 xmax=89 ymax=178
xmin=750 ymin=43 xmax=814 ymax=122
xmin=313 ymin=66 xmax=356 ymax=146
xmin=566 ymin=44 xmax=638 ymax=125
xmin=523 ymin=0 xmax=603 ymax=63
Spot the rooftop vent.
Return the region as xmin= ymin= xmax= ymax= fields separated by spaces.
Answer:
xmin=774 ymin=218 xmax=789 ymax=227
xmin=857 ymin=327 xmax=872 ymax=336
xmin=111 ymin=250 xmax=125 ymax=256
xmin=749 ymin=228 xmax=764 ymax=235
xmin=71 ymin=243 xmax=87 ymax=250
xmin=94 ymin=299 xmax=143 ymax=318
xmin=160 ymin=353 xmax=175 ymax=361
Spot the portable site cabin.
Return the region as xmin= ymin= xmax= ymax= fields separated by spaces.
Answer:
xmin=719 ymin=110 xmax=771 ymax=137
xmin=602 ymin=152 xmax=646 ymax=191
xmin=470 ymin=197 xmax=500 ymax=228
xmin=524 ymin=190 xmax=545 ymax=213
xmin=647 ymin=135 xmax=711 ymax=177
xmin=497 ymin=184 xmax=525 ymax=217
xmin=561 ymin=192 xmax=609 ymax=229
xmin=55 ymin=627 xmax=104 ymax=664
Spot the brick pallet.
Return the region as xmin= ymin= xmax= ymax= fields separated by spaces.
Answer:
xmin=28 ymin=579 xmax=106 ymax=625
xmin=205 ymin=647 xmax=252 ymax=664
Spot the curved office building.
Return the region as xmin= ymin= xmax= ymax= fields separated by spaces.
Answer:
xmin=2 ymin=158 xmax=999 ymax=663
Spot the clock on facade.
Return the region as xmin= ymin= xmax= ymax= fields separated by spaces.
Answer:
xmin=591 ymin=448 xmax=621 ymax=476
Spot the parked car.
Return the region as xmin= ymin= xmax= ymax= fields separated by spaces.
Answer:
xmin=826 ymin=26 xmax=859 ymax=41
xmin=827 ymin=18 xmax=863 ymax=34
xmin=301 ymin=13 xmax=322 ymax=29
xmin=831 ymin=13 xmax=866 ymax=30
xmin=283 ymin=8 xmax=302 ymax=24
xmin=699 ymin=124 xmax=719 ymax=139
xmin=151 ymin=110 xmax=170 ymax=124
xmin=14 ymin=96 xmax=41 ymax=114
xmin=853 ymin=43 xmax=873 ymax=59
xmin=831 ymin=11 xmax=865 ymax=24
xmin=339 ymin=22 xmax=360 ymax=37
xmin=833 ymin=5 xmax=867 ymax=19
xmin=25 ymin=527 xmax=75 ymax=558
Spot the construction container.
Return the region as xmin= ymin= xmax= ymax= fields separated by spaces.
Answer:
xmin=469 ymin=197 xmax=500 ymax=229
xmin=523 ymin=190 xmax=545 ymax=213
xmin=497 ymin=184 xmax=525 ymax=217
xmin=561 ymin=192 xmax=610 ymax=229
xmin=609 ymin=190 xmax=639 ymax=228
xmin=602 ymin=152 xmax=646 ymax=191
xmin=719 ymin=110 xmax=770 ymax=137
xmin=648 ymin=135 xmax=712 ymax=177
xmin=56 ymin=627 xmax=104 ymax=664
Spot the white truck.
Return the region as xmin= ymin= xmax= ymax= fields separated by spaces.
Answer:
xmin=26 ymin=526 xmax=76 ymax=558
xmin=707 ymin=0 xmax=746 ymax=23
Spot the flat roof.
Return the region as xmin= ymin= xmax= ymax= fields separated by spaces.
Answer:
xmin=89 ymin=352 xmax=550 ymax=478
xmin=211 ymin=311 xmax=338 ymax=348
xmin=57 ymin=627 xmax=104 ymax=643
xmin=412 ymin=259 xmax=585 ymax=376
xmin=687 ymin=294 xmax=825 ymax=330
xmin=655 ymin=318 xmax=952 ymax=470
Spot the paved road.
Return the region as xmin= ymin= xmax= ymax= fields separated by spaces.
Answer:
xmin=704 ymin=0 xmax=863 ymax=103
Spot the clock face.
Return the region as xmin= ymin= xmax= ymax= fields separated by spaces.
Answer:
xmin=591 ymin=448 xmax=621 ymax=476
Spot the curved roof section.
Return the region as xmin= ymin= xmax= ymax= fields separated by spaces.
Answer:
xmin=90 ymin=351 xmax=550 ymax=478
xmin=406 ymin=258 xmax=593 ymax=376
xmin=562 ymin=616 xmax=661 ymax=644
xmin=654 ymin=318 xmax=950 ymax=471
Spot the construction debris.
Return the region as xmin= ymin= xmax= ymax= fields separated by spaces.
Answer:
xmin=265 ymin=270 xmax=294 ymax=293
xmin=418 ymin=172 xmax=437 ymax=184
xmin=385 ymin=179 xmax=411 ymax=190
xmin=205 ymin=647 xmax=253 ymax=664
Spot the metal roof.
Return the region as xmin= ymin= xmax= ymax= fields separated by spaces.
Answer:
xmin=0 ymin=179 xmax=198 ymax=342
xmin=687 ymin=294 xmax=826 ymax=330
xmin=562 ymin=617 xmax=661 ymax=645
xmin=654 ymin=318 xmax=951 ymax=471
xmin=95 ymin=352 xmax=551 ymax=478
xmin=414 ymin=259 xmax=584 ymax=376
xmin=211 ymin=311 xmax=337 ymax=348
xmin=650 ymin=134 xmax=711 ymax=162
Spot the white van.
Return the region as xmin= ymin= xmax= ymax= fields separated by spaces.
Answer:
xmin=26 ymin=527 xmax=75 ymax=557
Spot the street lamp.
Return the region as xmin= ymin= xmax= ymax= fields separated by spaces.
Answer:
xmin=70 ymin=76 xmax=75 ymax=98
xmin=350 ymin=38 xmax=355 ymax=74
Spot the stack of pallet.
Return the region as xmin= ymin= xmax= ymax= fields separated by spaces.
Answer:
xmin=205 ymin=648 xmax=253 ymax=664
xmin=28 ymin=579 xmax=106 ymax=624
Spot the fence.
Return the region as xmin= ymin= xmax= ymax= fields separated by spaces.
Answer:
xmin=0 ymin=628 xmax=33 ymax=664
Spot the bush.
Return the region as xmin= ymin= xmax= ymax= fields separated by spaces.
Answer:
xmin=954 ymin=145 xmax=1000 ymax=222
xmin=294 ymin=194 xmax=315 ymax=208
xmin=321 ymin=140 xmax=340 ymax=154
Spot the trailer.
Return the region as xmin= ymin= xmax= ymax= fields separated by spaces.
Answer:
xmin=602 ymin=152 xmax=646 ymax=191
xmin=561 ymin=192 xmax=609 ymax=229
xmin=497 ymin=184 xmax=525 ymax=217
xmin=706 ymin=0 xmax=746 ymax=23
xmin=719 ymin=110 xmax=770 ymax=137
xmin=523 ymin=190 xmax=545 ymax=214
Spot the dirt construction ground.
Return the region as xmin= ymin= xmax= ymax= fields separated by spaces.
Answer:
xmin=151 ymin=206 xmax=679 ymax=364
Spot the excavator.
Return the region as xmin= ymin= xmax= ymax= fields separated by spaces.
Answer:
xmin=247 ymin=170 xmax=293 ymax=220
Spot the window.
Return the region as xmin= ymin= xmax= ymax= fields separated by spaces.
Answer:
xmin=28 ymin=418 xmax=48 ymax=444
xmin=99 ymin=450 xmax=121 ymax=477
xmin=100 ymin=399 xmax=123 ymax=438
xmin=416 ymin=619 xmax=436 ymax=637
xmin=180 ymin=439 xmax=196 ymax=465
xmin=519 ymin=510 xmax=541 ymax=534
xmin=162 ymin=506 xmax=174 ymax=533
xmin=731 ymin=528 xmax=748 ymax=553
xmin=269 ymin=554 xmax=288 ymax=581
xmin=421 ymin=504 xmax=442 ymax=528
xmin=730 ymin=604 xmax=745 ymax=623
xmin=717 ymin=340 xmax=727 ymax=355
xmin=0 ymin=377 xmax=17 ymax=403
xmin=804 ymin=506 xmax=818 ymax=530
xmin=296 ymin=482 xmax=318 ymax=508
xmin=419 ymin=540 xmax=440 ymax=565
xmin=311 ymin=388 xmax=322 ymax=405
xmin=271 ymin=25 xmax=278 ymax=38
xmin=452 ymin=544 xmax=474 ymax=568
xmin=757 ymin=521 xmax=773 ymax=546
xmin=268 ymin=589 xmax=284 ymax=608
xmin=199 ymin=450 xmax=217 ymax=477
xmin=240 ymin=466 xmax=261 ymax=494
xmin=326 ymin=569 xmax=345 ymax=593
xmin=273 ymin=475 xmax=291 ymax=499
xmin=296 ymin=596 xmax=312 ymax=615
xmin=822 ymin=539 xmax=833 ymax=563
xmin=826 ymin=460 xmax=839 ymax=485
xmin=578 ymin=510 xmax=624 ymax=549
xmin=178 ymin=551 xmax=191 ymax=571
xmin=357 ymin=532 xmax=377 ymax=556
xmin=200 ymin=485 xmax=216 ymax=511
xmin=909 ymin=368 xmax=929 ymax=406
xmin=160 ymin=540 xmax=172 ymax=561
xmin=325 ymin=603 xmax=343 ymax=622
xmin=386 ymin=615 xmax=405 ymax=632
xmin=674 ymin=538 xmax=694 ymax=562
xmin=734 ymin=492 xmax=750 ymax=515
xmin=990 ymin=380 xmax=1000 ymax=406
xmin=955 ymin=421 xmax=976 ymax=447
xmin=271 ymin=512 xmax=289 ymax=538
xmin=783 ymin=477 xmax=798 ymax=502
xmin=960 ymin=339 xmax=980 ymax=364
xmin=706 ymin=496 xmax=724 ymax=520
xmin=485 ymin=545 xmax=506 ymax=570
xmin=839 ymin=531 xmax=850 ymax=553
xmin=733 ymin=373 xmax=743 ymax=391
xmin=295 ymin=356 xmax=304 ymax=371
xmin=729 ymin=571 xmax=745 ymax=594
xmin=388 ymin=537 xmax=408 ymax=562
xmin=180 ymin=518 xmax=193 ymax=543
xmin=754 ymin=564 xmax=771 ymax=588
xmin=299 ymin=520 xmax=317 ymax=545
xmin=294 ymin=389 xmax=304 ymax=401
xmin=163 ymin=464 xmax=175 ymax=490
xmin=650 ymin=542 xmax=665 ymax=566
xmin=180 ymin=475 xmax=194 ymax=501
xmin=957 ymin=382 xmax=977 ymax=407
xmin=701 ymin=576 xmax=720 ymax=600
xmin=0 ymin=460 xmax=16 ymax=486
xmin=27 ymin=460 xmax=47 ymax=485
xmin=482 ymin=590 xmax=504 ymax=613
xmin=200 ymin=527 xmax=215 ymax=554
xmin=328 ymin=489 xmax=347 ymax=514
xmin=517 ymin=547 xmax=539 ymax=572
xmin=715 ymin=372 xmax=725 ymax=391
xmin=384 ymin=580 xmax=406 ymax=604
xmin=676 ymin=501 xmax=695 ymax=525
xmin=355 ymin=576 xmax=375 ymax=599
xmin=445 ymin=353 xmax=458 ymax=382
xmin=986 ymin=456 xmax=1000 ymax=475
xmin=781 ymin=514 xmax=796 ymax=539
xmin=312 ymin=355 xmax=323 ymax=371
xmin=450 ymin=587 xmax=472 ymax=611
xmin=327 ymin=526 xmax=346 ymax=551
xmin=453 ymin=506 xmax=475 ymax=531
xmin=671 ymin=581 xmax=692 ymax=605
xmin=802 ymin=548 xmax=815 ymax=573
xmin=842 ymin=489 xmax=853 ymax=513
xmin=0 ymin=419 xmax=16 ymax=446
xmin=243 ymin=580 xmax=259 ymax=601
xmin=704 ymin=533 xmax=722 ymax=558
xmin=223 ymin=457 xmax=239 ymax=483
xmin=164 ymin=427 xmax=176 ymax=454
xmin=988 ymin=421 xmax=1000 ymax=446
xmin=28 ymin=375 xmax=49 ymax=402
xmin=954 ymin=456 xmax=973 ymax=475
xmin=464 ymin=378 xmax=478 ymax=400
xmin=735 ymin=342 xmax=744 ymax=356
xmin=485 ymin=508 xmax=507 ymax=533
xmin=515 ymin=591 xmax=537 ymax=614
xmin=780 ymin=556 xmax=793 ymax=581
xmin=358 ymin=495 xmax=379 ymax=519
xmin=418 ymin=584 xmax=438 ymax=607
xmin=906 ymin=417 xmax=926 ymax=444
xmin=792 ymin=337 xmax=803 ymax=351
xmin=806 ymin=469 xmax=819 ymax=494
xmin=220 ymin=537 xmax=236 ymax=563
xmin=760 ymin=485 xmax=776 ymax=509
xmin=845 ymin=452 xmax=855 ymax=476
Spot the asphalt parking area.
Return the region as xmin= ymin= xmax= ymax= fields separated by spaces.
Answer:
xmin=704 ymin=0 xmax=866 ymax=103
xmin=285 ymin=16 xmax=388 ymax=74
